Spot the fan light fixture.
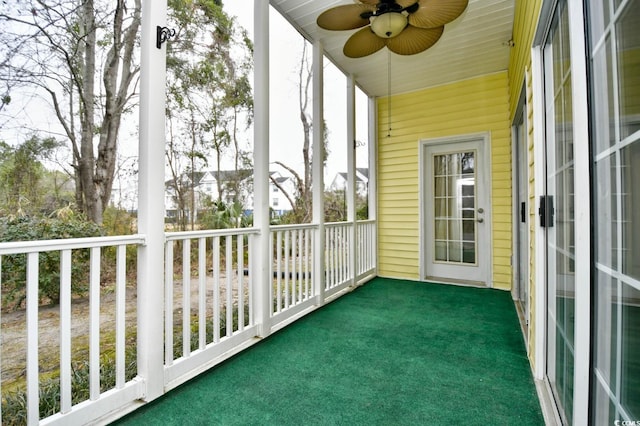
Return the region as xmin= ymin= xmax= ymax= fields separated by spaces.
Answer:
xmin=316 ymin=0 xmax=469 ymax=58
xmin=370 ymin=13 xmax=407 ymax=39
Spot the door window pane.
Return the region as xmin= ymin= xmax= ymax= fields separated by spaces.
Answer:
xmin=432 ymin=152 xmax=476 ymax=264
xmin=592 ymin=38 xmax=616 ymax=151
xmin=596 ymin=154 xmax=618 ymax=269
xmin=617 ymin=0 xmax=640 ymax=139
xmin=621 ymin=141 xmax=640 ymax=281
xmin=621 ymin=283 xmax=640 ymax=419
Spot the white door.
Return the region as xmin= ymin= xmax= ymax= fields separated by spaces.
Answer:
xmin=421 ymin=136 xmax=490 ymax=285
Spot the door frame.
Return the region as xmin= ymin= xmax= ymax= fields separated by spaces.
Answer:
xmin=512 ymin=87 xmax=530 ymax=338
xmin=531 ymin=0 xmax=591 ymax=422
xmin=418 ymin=132 xmax=493 ymax=287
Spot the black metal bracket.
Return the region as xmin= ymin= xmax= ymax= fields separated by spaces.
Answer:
xmin=156 ymin=26 xmax=176 ymax=49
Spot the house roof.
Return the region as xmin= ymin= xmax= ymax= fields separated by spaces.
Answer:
xmin=270 ymin=0 xmax=515 ymax=97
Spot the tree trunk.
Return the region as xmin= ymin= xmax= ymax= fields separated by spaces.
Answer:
xmin=78 ymin=0 xmax=100 ymax=223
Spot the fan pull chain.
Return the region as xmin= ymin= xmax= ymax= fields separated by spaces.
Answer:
xmin=387 ymin=50 xmax=391 ymax=138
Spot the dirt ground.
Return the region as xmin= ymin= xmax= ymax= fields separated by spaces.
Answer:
xmin=0 ymin=273 xmax=248 ymax=389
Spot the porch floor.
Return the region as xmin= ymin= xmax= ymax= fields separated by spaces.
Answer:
xmin=114 ymin=278 xmax=544 ymax=425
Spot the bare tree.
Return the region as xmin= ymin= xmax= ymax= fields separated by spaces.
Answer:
xmin=271 ymin=42 xmax=328 ymax=223
xmin=0 ymin=0 xmax=141 ymax=224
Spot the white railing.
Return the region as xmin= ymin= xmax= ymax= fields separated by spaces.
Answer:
xmin=357 ymin=219 xmax=376 ymax=280
xmin=0 ymin=236 xmax=146 ymax=426
xmin=163 ymin=228 xmax=259 ymax=387
xmin=269 ymin=224 xmax=317 ymax=327
xmin=0 ymin=220 xmax=376 ymax=425
xmin=324 ymin=222 xmax=352 ymax=297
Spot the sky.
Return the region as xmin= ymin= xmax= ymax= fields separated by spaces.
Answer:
xmin=223 ymin=1 xmax=371 ymax=184
xmin=0 ymin=1 xmax=371 ymax=207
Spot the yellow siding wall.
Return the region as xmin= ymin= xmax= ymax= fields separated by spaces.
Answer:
xmin=377 ymin=72 xmax=512 ymax=290
xmin=508 ymin=0 xmax=542 ymax=121
xmin=508 ymin=0 xmax=542 ymax=364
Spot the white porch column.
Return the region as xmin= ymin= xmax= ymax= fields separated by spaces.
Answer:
xmin=137 ymin=0 xmax=167 ymax=401
xmin=253 ymin=0 xmax=271 ymax=337
xmin=312 ymin=40 xmax=325 ymax=305
xmin=346 ymin=76 xmax=357 ymax=284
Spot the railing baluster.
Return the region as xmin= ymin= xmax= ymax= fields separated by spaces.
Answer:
xmin=226 ymin=236 xmax=233 ymax=337
xmin=297 ymin=229 xmax=303 ymax=301
xmin=238 ymin=234 xmax=244 ymax=331
xmin=89 ymin=247 xmax=101 ymax=401
xmin=60 ymin=250 xmax=72 ymax=413
xmin=325 ymin=227 xmax=333 ymax=290
xmin=213 ymin=236 xmax=220 ymax=344
xmin=284 ymin=231 xmax=290 ymax=309
xmin=249 ymin=234 xmax=255 ymax=326
xmin=345 ymin=225 xmax=350 ymax=282
xmin=26 ymin=252 xmax=38 ymax=426
xmin=183 ymin=240 xmax=191 ymax=357
xmin=338 ymin=226 xmax=342 ymax=285
xmin=325 ymin=227 xmax=334 ymax=290
xmin=291 ymin=229 xmax=297 ymax=305
xmin=165 ymin=241 xmax=174 ymax=365
xmin=198 ymin=237 xmax=206 ymax=349
xmin=276 ymin=231 xmax=282 ymax=313
xmin=304 ymin=229 xmax=311 ymax=299
xmin=336 ymin=226 xmax=341 ymax=286
xmin=116 ymin=245 xmax=126 ymax=389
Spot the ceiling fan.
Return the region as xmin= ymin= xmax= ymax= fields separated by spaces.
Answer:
xmin=316 ymin=0 xmax=468 ymax=58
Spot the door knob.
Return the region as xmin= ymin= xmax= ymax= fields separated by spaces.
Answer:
xmin=477 ymin=218 xmax=484 ymax=223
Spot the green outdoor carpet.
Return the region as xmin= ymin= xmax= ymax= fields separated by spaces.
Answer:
xmin=114 ymin=278 xmax=544 ymax=425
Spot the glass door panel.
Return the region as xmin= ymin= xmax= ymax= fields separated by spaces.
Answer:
xmin=544 ymin=1 xmax=575 ymax=423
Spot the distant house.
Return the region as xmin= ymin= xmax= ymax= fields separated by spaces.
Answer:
xmin=244 ymin=171 xmax=296 ymax=217
xmin=165 ymin=169 xmax=296 ymax=220
xmin=329 ymin=168 xmax=368 ymax=197
xmin=165 ymin=169 xmax=251 ymax=222
xmin=269 ymin=171 xmax=296 ymax=216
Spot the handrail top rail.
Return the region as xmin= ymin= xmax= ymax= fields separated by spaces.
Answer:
xmin=355 ymin=219 xmax=376 ymax=225
xmin=325 ymin=221 xmax=353 ymax=228
xmin=0 ymin=234 xmax=146 ymax=255
xmin=165 ymin=227 xmax=260 ymax=241
xmin=269 ymin=223 xmax=319 ymax=232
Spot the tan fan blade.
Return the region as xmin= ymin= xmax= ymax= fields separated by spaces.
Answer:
xmin=408 ymin=0 xmax=468 ymax=29
xmin=317 ymin=4 xmax=376 ymax=31
xmin=396 ymin=0 xmax=419 ymax=7
xmin=343 ymin=27 xmax=386 ymax=58
xmin=386 ymin=25 xmax=444 ymax=55
xmin=357 ymin=0 xmax=379 ymax=4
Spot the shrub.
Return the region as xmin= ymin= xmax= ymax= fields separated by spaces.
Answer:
xmin=0 ymin=213 xmax=103 ymax=310
xmin=0 ymin=348 xmax=137 ymax=425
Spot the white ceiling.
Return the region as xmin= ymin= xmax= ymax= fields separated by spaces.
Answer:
xmin=270 ymin=0 xmax=516 ymax=98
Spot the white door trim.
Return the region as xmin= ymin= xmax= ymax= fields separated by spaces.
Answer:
xmin=566 ymin=0 xmax=591 ymax=422
xmin=418 ymin=132 xmax=493 ymax=287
